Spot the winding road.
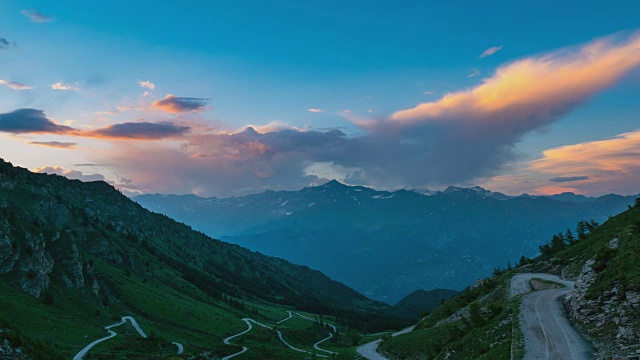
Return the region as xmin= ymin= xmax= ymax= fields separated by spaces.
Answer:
xmin=222 ymin=312 xmax=337 ymax=359
xmin=358 ymin=273 xmax=592 ymax=360
xmin=171 ymin=341 xmax=184 ymax=354
xmin=356 ymin=325 xmax=415 ymax=360
xmin=512 ymin=273 xmax=591 ymax=360
xmin=73 ymin=316 xmax=148 ymax=360
xmin=313 ymin=333 xmax=337 ymax=355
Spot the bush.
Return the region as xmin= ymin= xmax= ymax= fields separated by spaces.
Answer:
xmin=42 ymin=291 xmax=54 ymax=305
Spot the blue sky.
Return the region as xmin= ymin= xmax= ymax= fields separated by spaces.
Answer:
xmin=1 ymin=1 xmax=640 ymax=196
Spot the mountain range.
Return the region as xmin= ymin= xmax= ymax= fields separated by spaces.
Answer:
xmin=136 ymin=180 xmax=639 ymax=303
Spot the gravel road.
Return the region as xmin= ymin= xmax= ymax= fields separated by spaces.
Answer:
xmin=513 ymin=273 xmax=592 ymax=360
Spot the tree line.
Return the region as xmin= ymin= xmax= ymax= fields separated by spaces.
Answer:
xmin=537 ymin=219 xmax=599 ymax=257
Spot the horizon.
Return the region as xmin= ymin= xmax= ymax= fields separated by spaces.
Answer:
xmin=1 ymin=1 xmax=640 ymax=198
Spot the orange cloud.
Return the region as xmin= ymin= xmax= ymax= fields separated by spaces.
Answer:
xmin=530 ymin=130 xmax=640 ymax=174
xmin=534 ymin=185 xmax=580 ymax=196
xmin=391 ymin=31 xmax=640 ymax=125
xmin=528 ymin=130 xmax=640 ymax=195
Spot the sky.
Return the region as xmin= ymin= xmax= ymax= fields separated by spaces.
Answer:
xmin=1 ymin=0 xmax=640 ymax=197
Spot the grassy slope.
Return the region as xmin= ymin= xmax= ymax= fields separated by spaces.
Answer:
xmin=0 ymin=159 xmax=408 ymax=358
xmin=379 ymin=273 xmax=517 ymax=360
xmin=391 ymin=288 xmax=459 ymax=320
xmin=378 ymin=201 xmax=640 ymax=360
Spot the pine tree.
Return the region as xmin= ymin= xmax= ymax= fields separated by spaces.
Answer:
xmin=550 ymin=233 xmax=566 ymax=253
xmin=539 ymin=243 xmax=552 ymax=256
xmin=576 ymin=221 xmax=588 ymax=240
xmin=565 ymin=229 xmax=576 ymax=245
xmin=517 ymin=255 xmax=529 ymax=267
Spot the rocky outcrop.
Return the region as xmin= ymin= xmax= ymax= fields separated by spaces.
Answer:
xmin=0 ymin=219 xmax=19 ymax=274
xmin=0 ymin=329 xmax=29 ymax=360
xmin=566 ymin=247 xmax=640 ymax=357
xmin=17 ymin=233 xmax=54 ymax=298
xmin=530 ymin=278 xmax=564 ymax=291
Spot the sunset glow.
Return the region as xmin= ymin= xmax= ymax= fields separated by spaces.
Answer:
xmin=1 ymin=1 xmax=639 ymax=196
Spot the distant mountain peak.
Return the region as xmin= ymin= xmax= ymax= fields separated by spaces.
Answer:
xmin=323 ymin=179 xmax=343 ymax=187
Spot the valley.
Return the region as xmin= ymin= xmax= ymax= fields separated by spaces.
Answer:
xmin=136 ymin=181 xmax=638 ymax=303
xmin=2 ymin=4 xmax=640 ymax=359
xmin=0 ymin=159 xmax=408 ymax=359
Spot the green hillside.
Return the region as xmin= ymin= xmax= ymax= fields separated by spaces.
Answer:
xmin=390 ymin=289 xmax=458 ymax=320
xmin=377 ymin=198 xmax=640 ymax=359
xmin=0 ymin=159 xmax=408 ymax=359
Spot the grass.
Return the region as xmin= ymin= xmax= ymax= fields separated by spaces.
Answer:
xmin=0 ymin=248 xmax=364 ymax=359
xmin=510 ymin=295 xmax=525 ymax=360
xmin=379 ymin=273 xmax=517 ymax=360
xmin=530 ymin=278 xmax=566 ymax=289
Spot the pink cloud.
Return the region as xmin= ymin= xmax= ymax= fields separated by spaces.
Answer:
xmin=480 ymin=45 xmax=503 ymax=58
xmin=0 ymin=80 xmax=33 ymax=90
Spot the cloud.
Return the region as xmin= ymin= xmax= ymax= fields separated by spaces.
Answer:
xmin=534 ymin=185 xmax=581 ymax=195
xmin=32 ymin=165 xmax=142 ymax=195
xmin=33 ymin=166 xmax=106 ymax=182
xmin=151 ymin=94 xmax=208 ymax=113
xmin=94 ymin=32 xmax=640 ymax=197
xmin=0 ymin=108 xmax=188 ymax=140
xmin=527 ymin=129 xmax=640 ymax=195
xmin=353 ymin=31 xmax=640 ymax=186
xmin=0 ymin=109 xmax=73 ymax=134
xmin=0 ymin=37 xmax=13 ymax=50
xmin=0 ymin=80 xmax=33 ymax=90
xmin=480 ymin=45 xmax=503 ymax=58
xmin=139 ymin=81 xmax=156 ymax=90
xmin=87 ymin=121 xmax=190 ymax=139
xmin=21 ymin=9 xmax=53 ymax=23
xmin=97 ymin=127 xmax=349 ymax=196
xmin=20 ymin=32 xmax=639 ymax=197
xmin=116 ymin=105 xmax=145 ymax=112
xmin=549 ymin=176 xmax=590 ymax=183
xmin=308 ymin=108 xmax=325 ymax=113
xmin=51 ymin=82 xmax=79 ymax=91
xmin=29 ymin=141 xmax=78 ymax=149
xmin=467 ymin=69 xmax=480 ymax=78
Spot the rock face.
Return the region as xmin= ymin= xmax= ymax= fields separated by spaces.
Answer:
xmin=529 ymin=278 xmax=564 ymax=291
xmin=17 ymin=233 xmax=55 ymax=298
xmin=0 ymin=338 xmax=28 ymax=360
xmin=0 ymin=204 xmax=108 ymax=304
xmin=567 ymin=254 xmax=640 ymax=357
